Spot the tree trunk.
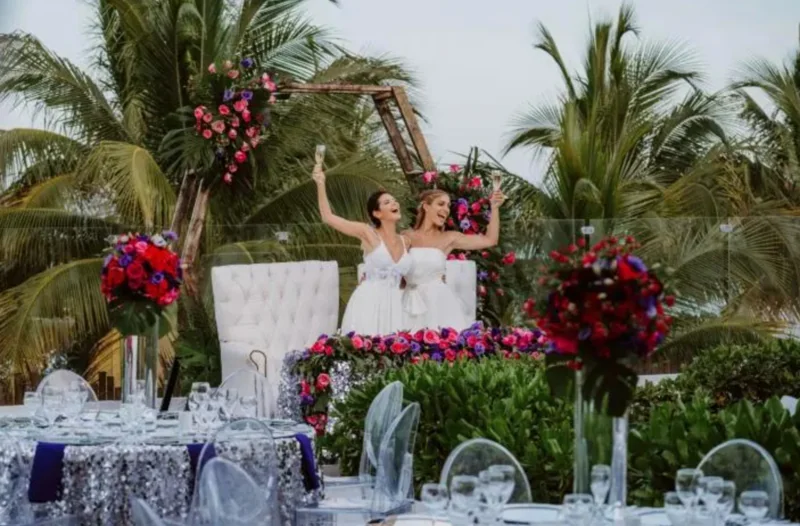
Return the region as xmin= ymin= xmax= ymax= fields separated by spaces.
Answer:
xmin=170 ymin=170 xmax=198 ymax=246
xmin=181 ymin=180 xmax=211 ymax=298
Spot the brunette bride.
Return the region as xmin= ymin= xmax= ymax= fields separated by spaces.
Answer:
xmin=313 ymin=165 xmax=411 ymax=335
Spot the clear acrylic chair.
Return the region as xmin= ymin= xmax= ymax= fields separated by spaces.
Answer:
xmin=36 ymin=369 xmax=98 ymax=402
xmin=192 ymin=418 xmax=279 ymax=524
xmin=130 ymin=498 xmax=167 ymax=526
xmin=439 ymin=438 xmax=533 ymax=503
xmin=218 ymin=368 xmax=271 ymax=418
xmin=327 ymin=381 xmax=405 ymax=487
xmin=697 ymin=438 xmax=784 ymax=518
xmin=296 ymin=402 xmax=421 ymax=525
xmin=195 ymin=457 xmax=270 ymax=526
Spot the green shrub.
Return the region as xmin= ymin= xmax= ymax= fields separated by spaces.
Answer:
xmin=630 ymin=339 xmax=800 ymax=422
xmin=326 ymin=355 xmax=800 ymax=520
xmin=323 ymin=357 xmax=574 ymax=503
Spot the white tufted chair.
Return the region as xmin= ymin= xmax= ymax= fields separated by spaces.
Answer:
xmin=356 ymin=259 xmax=477 ymax=326
xmin=211 ymin=262 xmax=339 ymax=413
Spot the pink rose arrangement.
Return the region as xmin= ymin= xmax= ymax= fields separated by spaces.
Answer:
xmin=293 ymin=323 xmax=545 ymax=435
xmin=191 ymin=58 xmax=277 ymax=186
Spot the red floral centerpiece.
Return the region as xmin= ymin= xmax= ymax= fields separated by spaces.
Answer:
xmin=191 ymin=58 xmax=276 ymax=186
xmin=528 ymin=235 xmax=674 ymax=416
xmin=101 ymin=231 xmax=182 ymax=334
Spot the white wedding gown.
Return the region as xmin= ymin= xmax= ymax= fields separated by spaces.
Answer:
xmin=402 ymin=248 xmax=471 ymax=332
xmin=341 ymin=235 xmax=411 ymax=336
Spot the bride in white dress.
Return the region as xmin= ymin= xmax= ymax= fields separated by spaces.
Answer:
xmin=403 ymin=188 xmax=505 ymax=332
xmin=313 ymin=166 xmax=411 ymax=335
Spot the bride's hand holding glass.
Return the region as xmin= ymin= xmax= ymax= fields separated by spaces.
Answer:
xmin=489 ymin=190 xmax=506 ymax=208
xmin=312 ymin=166 xmax=325 ymax=185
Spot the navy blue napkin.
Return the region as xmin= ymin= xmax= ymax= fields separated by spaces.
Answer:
xmin=28 ymin=442 xmax=65 ymax=503
xmin=294 ymin=433 xmax=320 ymax=491
xmin=186 ymin=442 xmax=217 ymax=478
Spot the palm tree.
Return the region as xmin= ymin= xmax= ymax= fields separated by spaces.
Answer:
xmin=0 ymin=0 xmax=415 ymax=382
xmin=505 ymin=4 xmax=800 ymax=358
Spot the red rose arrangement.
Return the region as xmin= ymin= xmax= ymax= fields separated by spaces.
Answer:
xmin=528 ymin=235 xmax=674 ymax=416
xmin=294 ymin=324 xmax=545 ymax=435
xmin=101 ymin=232 xmax=182 ymax=335
xmin=192 ymin=58 xmax=276 ymax=186
xmin=417 ymin=164 xmax=517 ymax=324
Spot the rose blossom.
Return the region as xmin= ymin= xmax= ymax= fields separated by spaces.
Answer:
xmin=227 ymin=128 xmax=237 ymax=139
xmin=207 ymin=63 xmax=216 ymax=74
xmin=315 ymin=373 xmax=331 ymax=390
xmin=193 ymin=106 xmax=205 ymax=119
xmin=211 ymin=121 xmax=226 ymax=134
xmin=234 ymin=150 xmax=247 ymax=164
xmin=202 ymin=113 xmax=213 ymax=123
xmin=233 ymin=100 xmax=248 ymax=113
xmin=352 ymin=335 xmax=364 ymax=349
xmin=218 ymin=105 xmax=231 ymax=116
xmin=227 ymin=69 xmax=239 ymax=79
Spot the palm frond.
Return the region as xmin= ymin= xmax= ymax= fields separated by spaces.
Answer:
xmin=0 ymin=128 xmax=85 ymax=188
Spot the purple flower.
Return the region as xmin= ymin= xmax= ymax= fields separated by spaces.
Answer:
xmin=477 ymin=270 xmax=489 ymax=281
xmin=223 ymin=88 xmax=235 ymax=102
xmin=578 ymin=327 xmax=592 ymax=340
xmin=441 ymin=328 xmax=450 ymax=339
xmin=474 ymin=343 xmax=486 ymax=355
xmin=483 ymin=210 xmax=492 ymax=221
xmin=471 ymin=321 xmax=484 ymax=331
xmin=457 ymin=198 xmax=468 ymax=207
xmin=302 ymin=350 xmax=311 ymax=360
xmin=215 ymin=148 xmax=225 ymax=160
xmin=162 ymin=230 xmax=178 ymax=241
xmin=460 ymin=219 xmax=471 ymax=231
xmin=150 ymin=272 xmax=164 ymax=284
xmin=627 ymin=255 xmax=647 ymax=273
xmin=119 ymin=254 xmax=133 ymax=268
xmin=346 ymin=331 xmax=355 ymax=338
xmin=240 ymin=58 xmax=254 ymax=69
xmin=410 ymin=342 xmax=421 ymax=353
xmin=241 ymin=90 xmax=253 ymax=101
xmin=300 ymin=394 xmax=314 ymax=406
xmin=431 ymin=352 xmax=443 ymax=362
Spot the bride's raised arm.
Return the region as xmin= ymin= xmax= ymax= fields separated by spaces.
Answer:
xmin=313 ymin=166 xmax=371 ymax=243
xmin=448 ymin=190 xmax=506 ymax=251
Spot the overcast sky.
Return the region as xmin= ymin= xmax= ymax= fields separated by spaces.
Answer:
xmin=2 ymin=0 xmax=800 ymax=182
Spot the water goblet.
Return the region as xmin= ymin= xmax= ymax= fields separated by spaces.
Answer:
xmin=738 ymin=490 xmax=769 ymax=522
xmin=663 ymin=491 xmax=686 ymax=526
xmin=487 ymin=464 xmax=516 ymax=505
xmin=221 ymin=388 xmax=239 ymax=421
xmin=449 ymin=475 xmax=480 ymax=525
xmin=63 ymin=381 xmax=86 ymax=426
xmin=698 ymin=476 xmax=724 ymax=510
xmin=590 ymin=464 xmax=611 ymax=507
xmin=207 ymin=390 xmax=225 ymax=428
xmin=41 ymin=386 xmax=65 ymax=427
xmin=675 ymin=468 xmax=703 ymax=508
xmin=420 ymin=482 xmax=449 ymax=517
xmin=238 ymin=395 xmax=258 ymax=419
xmin=562 ymin=494 xmax=594 ymax=526
xmin=716 ymin=481 xmax=735 ymax=524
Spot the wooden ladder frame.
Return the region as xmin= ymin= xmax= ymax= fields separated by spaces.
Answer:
xmin=278 ymin=83 xmax=436 ymax=186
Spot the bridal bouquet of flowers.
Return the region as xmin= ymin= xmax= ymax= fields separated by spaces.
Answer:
xmin=101 ymin=232 xmax=182 ymax=335
xmin=191 ymin=58 xmax=276 ymax=186
xmin=529 ymin=235 xmax=674 ymax=416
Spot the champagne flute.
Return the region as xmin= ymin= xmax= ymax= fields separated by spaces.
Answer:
xmin=590 ymin=464 xmax=611 ymax=507
xmin=490 ymin=170 xmax=503 ymax=191
xmin=315 ymin=144 xmax=326 ymax=167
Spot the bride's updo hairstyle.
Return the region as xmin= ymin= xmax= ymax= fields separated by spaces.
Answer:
xmin=414 ymin=189 xmax=449 ymax=230
xmin=366 ymin=190 xmax=389 ymax=227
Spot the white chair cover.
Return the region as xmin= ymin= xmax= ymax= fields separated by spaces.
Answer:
xmin=197 ymin=458 xmax=269 ymax=526
xmin=439 ymin=438 xmax=532 ymax=503
xmin=211 ymin=261 xmax=339 ymax=414
xmin=36 ymin=369 xmax=98 ymax=401
xmin=697 ymin=438 xmax=784 ymax=518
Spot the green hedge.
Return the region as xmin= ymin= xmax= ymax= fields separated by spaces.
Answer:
xmin=324 ymin=357 xmax=800 ymax=520
xmin=630 ymin=339 xmax=800 ymax=423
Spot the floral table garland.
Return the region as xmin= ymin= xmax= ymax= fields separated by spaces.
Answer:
xmin=290 ymin=323 xmax=546 ymax=435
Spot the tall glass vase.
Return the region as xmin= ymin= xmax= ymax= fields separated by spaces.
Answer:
xmin=573 ymin=369 xmax=589 ymax=493
xmin=121 ymin=321 xmax=159 ymax=408
xmin=609 ymin=411 xmax=629 ymax=511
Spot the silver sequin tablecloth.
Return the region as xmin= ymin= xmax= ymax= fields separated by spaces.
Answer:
xmin=4 ymin=424 xmax=320 ymax=526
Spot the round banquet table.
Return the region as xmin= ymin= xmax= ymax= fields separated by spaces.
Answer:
xmin=0 ymin=413 xmax=321 ymax=526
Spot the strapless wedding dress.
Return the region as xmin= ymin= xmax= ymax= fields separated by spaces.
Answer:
xmin=341 ymin=237 xmax=411 ymax=336
xmin=402 ymin=248 xmax=471 ymax=332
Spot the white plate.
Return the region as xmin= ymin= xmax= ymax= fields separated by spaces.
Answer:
xmin=502 ymin=504 xmax=561 ymax=524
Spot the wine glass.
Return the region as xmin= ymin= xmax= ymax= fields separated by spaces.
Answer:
xmin=738 ymin=490 xmax=769 ymax=522
xmin=490 ymin=170 xmax=503 ymax=191
xmin=23 ymin=391 xmax=41 ymax=419
xmin=590 ymin=464 xmax=611 ymax=506
xmin=675 ymin=468 xmax=703 ymax=508
xmin=562 ymin=494 xmax=594 ymax=526
xmin=450 ymin=475 xmax=480 ymax=517
xmin=221 ymin=388 xmax=239 ymax=421
xmin=207 ymin=390 xmax=225 ymax=428
xmin=663 ymin=491 xmax=686 ymax=525
xmin=188 ymin=382 xmax=211 ymax=431
xmin=717 ymin=481 xmax=735 ymax=522
xmin=420 ymin=482 xmax=449 ymax=516
xmin=487 ymin=464 xmax=515 ymax=505
xmin=41 ymin=386 xmax=64 ymax=427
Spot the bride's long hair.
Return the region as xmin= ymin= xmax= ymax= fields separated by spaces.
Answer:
xmin=414 ymin=189 xmax=449 ymax=230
